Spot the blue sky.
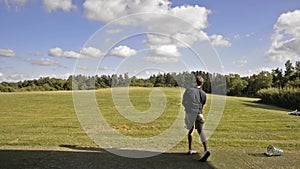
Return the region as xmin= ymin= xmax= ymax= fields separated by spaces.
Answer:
xmin=0 ymin=0 xmax=299 ymax=82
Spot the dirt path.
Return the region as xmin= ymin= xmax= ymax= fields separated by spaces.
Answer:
xmin=0 ymin=146 xmax=299 ymax=169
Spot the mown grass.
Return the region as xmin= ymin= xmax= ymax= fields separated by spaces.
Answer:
xmin=0 ymin=87 xmax=299 ymax=152
xmin=97 ymin=87 xmax=182 ymax=138
xmin=0 ymin=91 xmax=94 ymax=146
xmin=209 ymin=96 xmax=299 ymax=150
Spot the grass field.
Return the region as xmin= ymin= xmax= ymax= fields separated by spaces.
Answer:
xmin=0 ymin=87 xmax=299 ymax=168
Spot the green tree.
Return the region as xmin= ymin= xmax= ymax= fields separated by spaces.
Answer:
xmin=271 ymin=68 xmax=284 ymax=88
xmin=85 ymin=76 xmax=96 ymax=90
xmin=155 ymin=74 xmax=165 ymax=87
xmin=295 ymin=61 xmax=300 ymax=77
xmin=293 ymin=61 xmax=300 ymax=88
xmin=244 ymin=71 xmax=273 ymax=97
xmin=124 ymin=73 xmax=130 ymax=86
xmin=99 ymin=75 xmax=111 ymax=88
xmin=165 ymin=73 xmax=175 ymax=87
xmin=74 ymin=75 xmax=88 ymax=90
xmin=226 ymin=74 xmax=248 ymax=96
xmin=64 ymin=76 xmax=73 ymax=90
xmin=284 ymin=60 xmax=294 ymax=86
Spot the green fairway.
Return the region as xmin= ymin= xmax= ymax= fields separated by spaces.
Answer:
xmin=0 ymin=87 xmax=299 ymax=168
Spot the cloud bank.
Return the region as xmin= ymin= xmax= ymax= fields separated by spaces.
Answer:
xmin=0 ymin=48 xmax=16 ymax=57
xmin=109 ymin=45 xmax=137 ymax=58
xmin=48 ymin=47 xmax=105 ymax=59
xmin=83 ymin=0 xmax=231 ymax=62
xmin=43 ymin=0 xmax=77 ymax=12
xmin=266 ymin=9 xmax=300 ymax=63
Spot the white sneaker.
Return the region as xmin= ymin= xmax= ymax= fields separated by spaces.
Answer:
xmin=187 ymin=150 xmax=197 ymax=155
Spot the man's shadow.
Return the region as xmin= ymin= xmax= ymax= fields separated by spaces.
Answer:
xmin=0 ymin=145 xmax=216 ymax=169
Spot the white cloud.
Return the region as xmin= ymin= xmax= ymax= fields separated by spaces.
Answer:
xmin=173 ymin=31 xmax=207 ymax=47
xmin=83 ymin=1 xmax=209 ymax=31
xmin=106 ymin=29 xmax=123 ymax=34
xmin=43 ymin=0 xmax=77 ymax=12
xmin=0 ymin=73 xmax=35 ymax=82
xmin=210 ymin=34 xmax=231 ymax=47
xmin=169 ymin=5 xmax=210 ymax=30
xmin=76 ymin=65 xmax=88 ymax=71
xmin=2 ymin=0 xmax=77 ymax=12
xmin=27 ymin=58 xmax=59 ymax=66
xmin=233 ymin=34 xmax=240 ymax=39
xmin=82 ymin=0 xmax=231 ymax=63
xmin=83 ymin=0 xmax=125 ymax=22
xmin=9 ymin=0 xmax=27 ymax=4
xmin=232 ymin=33 xmax=256 ymax=40
xmin=48 ymin=47 xmax=81 ymax=59
xmin=2 ymin=0 xmax=28 ymax=11
xmin=0 ymin=48 xmax=16 ymax=57
xmin=83 ymin=1 xmax=229 ymax=44
xmin=125 ymin=0 xmax=170 ymax=14
xmin=83 ymin=0 xmax=170 ymax=22
xmin=143 ymin=56 xmax=178 ymax=63
xmin=99 ymin=66 xmax=108 ymax=70
xmin=2 ymin=0 xmax=28 ymax=5
xmin=144 ymin=34 xmax=172 ymax=47
xmin=143 ymin=6 xmax=210 ymax=36
xmin=80 ymin=47 xmax=104 ymax=57
xmin=245 ymin=32 xmax=255 ymax=38
xmin=151 ymin=44 xmax=180 ymax=57
xmin=63 ymin=50 xmax=81 ymax=59
xmin=48 ymin=47 xmax=104 ymax=59
xmin=0 ymin=73 xmax=73 ymax=82
xmin=110 ymin=45 xmax=137 ymax=58
xmin=274 ymin=10 xmax=300 ymax=38
xmin=233 ymin=59 xmax=248 ymax=68
xmin=266 ymin=9 xmax=300 ymax=63
xmin=44 ymin=73 xmax=72 ymax=80
xmin=48 ymin=47 xmax=63 ymax=57
xmin=144 ymin=31 xmax=208 ymax=48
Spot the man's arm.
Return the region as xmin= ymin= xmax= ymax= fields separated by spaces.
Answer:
xmin=202 ymin=92 xmax=206 ymax=109
xmin=182 ymin=88 xmax=190 ymax=108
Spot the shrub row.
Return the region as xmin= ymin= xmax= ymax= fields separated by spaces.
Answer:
xmin=257 ymin=88 xmax=300 ymax=110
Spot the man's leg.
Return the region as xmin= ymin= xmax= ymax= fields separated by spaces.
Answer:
xmin=202 ymin=141 xmax=208 ymax=152
xmin=197 ymin=128 xmax=210 ymax=162
xmin=197 ymin=128 xmax=207 ymax=151
xmin=187 ymin=126 xmax=197 ymax=155
xmin=188 ymin=126 xmax=194 ymax=150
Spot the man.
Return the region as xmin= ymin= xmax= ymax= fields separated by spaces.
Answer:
xmin=182 ymin=75 xmax=210 ymax=162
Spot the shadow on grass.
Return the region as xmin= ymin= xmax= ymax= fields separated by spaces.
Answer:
xmin=241 ymin=100 xmax=290 ymax=112
xmin=247 ymin=153 xmax=268 ymax=158
xmin=60 ymin=144 xmax=101 ymax=151
xmin=0 ymin=146 xmax=216 ymax=169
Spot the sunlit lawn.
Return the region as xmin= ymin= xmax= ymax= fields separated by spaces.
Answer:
xmin=0 ymin=87 xmax=299 ymax=151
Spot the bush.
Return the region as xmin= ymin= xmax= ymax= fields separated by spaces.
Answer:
xmin=0 ymin=85 xmax=15 ymax=92
xmin=257 ymin=88 xmax=300 ymax=110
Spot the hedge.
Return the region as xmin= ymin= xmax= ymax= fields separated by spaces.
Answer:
xmin=257 ymin=88 xmax=300 ymax=110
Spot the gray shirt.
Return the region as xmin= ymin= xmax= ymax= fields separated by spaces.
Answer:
xmin=182 ymin=87 xmax=206 ymax=114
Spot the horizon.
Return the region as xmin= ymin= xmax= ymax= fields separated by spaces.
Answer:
xmin=0 ymin=59 xmax=296 ymax=83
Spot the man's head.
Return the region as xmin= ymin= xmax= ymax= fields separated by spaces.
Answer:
xmin=196 ymin=76 xmax=204 ymax=87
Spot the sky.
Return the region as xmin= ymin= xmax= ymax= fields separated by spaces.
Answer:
xmin=0 ymin=0 xmax=300 ymax=82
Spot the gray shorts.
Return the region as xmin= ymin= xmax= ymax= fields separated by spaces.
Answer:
xmin=195 ymin=114 xmax=204 ymax=130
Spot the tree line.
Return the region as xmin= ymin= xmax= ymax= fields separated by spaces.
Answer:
xmin=1 ymin=60 xmax=299 ymax=98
